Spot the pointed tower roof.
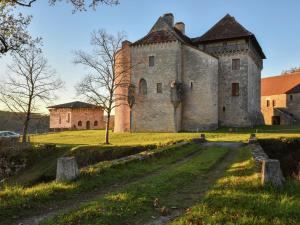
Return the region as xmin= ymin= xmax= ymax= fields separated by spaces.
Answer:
xmin=195 ymin=14 xmax=253 ymax=42
xmin=194 ymin=14 xmax=266 ymax=59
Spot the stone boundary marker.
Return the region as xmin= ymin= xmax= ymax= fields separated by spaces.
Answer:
xmin=56 ymin=142 xmax=188 ymax=182
xmin=56 ymin=157 xmax=79 ymax=182
xmin=249 ymin=135 xmax=285 ymax=187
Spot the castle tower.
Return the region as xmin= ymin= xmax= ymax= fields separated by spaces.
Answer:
xmin=114 ymin=41 xmax=132 ymax=132
xmin=194 ymin=14 xmax=266 ymax=127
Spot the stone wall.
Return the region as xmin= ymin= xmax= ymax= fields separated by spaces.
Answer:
xmin=218 ymin=53 xmax=251 ymax=126
xmin=261 ymin=94 xmax=286 ymax=125
xmin=131 ymin=42 xmax=181 ymax=132
xmin=181 ymin=45 xmax=219 ymax=131
xmin=49 ymin=108 xmax=72 ymax=129
xmin=286 ymin=93 xmax=300 ymax=120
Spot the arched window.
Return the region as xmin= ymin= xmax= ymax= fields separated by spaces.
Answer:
xmin=139 ymin=78 xmax=147 ymax=95
xmin=94 ymin=121 xmax=98 ymax=126
xmin=78 ymin=121 xmax=82 ymax=126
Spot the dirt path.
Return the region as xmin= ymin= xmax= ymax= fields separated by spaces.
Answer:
xmin=144 ymin=143 xmax=240 ymax=225
xmin=11 ymin=147 xmax=201 ymax=225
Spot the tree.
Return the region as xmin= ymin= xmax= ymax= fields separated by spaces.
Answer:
xmin=0 ymin=5 xmax=32 ymax=55
xmin=74 ymin=30 xmax=133 ymax=144
xmin=0 ymin=42 xmax=64 ymax=143
xmin=1 ymin=0 xmax=119 ymax=11
xmin=0 ymin=1 xmax=119 ymax=55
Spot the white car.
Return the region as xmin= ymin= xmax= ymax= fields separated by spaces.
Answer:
xmin=0 ymin=131 xmax=21 ymax=138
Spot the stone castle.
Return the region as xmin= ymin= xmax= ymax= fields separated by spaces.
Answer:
xmin=114 ymin=13 xmax=266 ymax=132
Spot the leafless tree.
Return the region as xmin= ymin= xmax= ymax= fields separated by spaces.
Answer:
xmin=0 ymin=42 xmax=64 ymax=143
xmin=2 ymin=0 xmax=119 ymax=11
xmin=74 ymin=29 xmax=137 ymax=144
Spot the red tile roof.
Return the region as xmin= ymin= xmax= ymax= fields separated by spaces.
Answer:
xmin=261 ymin=72 xmax=300 ymax=96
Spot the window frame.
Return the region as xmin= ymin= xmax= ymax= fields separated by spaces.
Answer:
xmin=149 ymin=56 xmax=155 ymax=67
xmin=156 ymin=83 xmax=162 ymax=94
xmin=139 ymin=78 xmax=147 ymax=96
xmin=232 ymin=59 xmax=240 ymax=71
xmin=231 ymin=83 xmax=240 ymax=97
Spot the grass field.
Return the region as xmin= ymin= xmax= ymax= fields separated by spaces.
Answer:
xmin=30 ymin=125 xmax=300 ymax=145
xmin=169 ymin=148 xmax=300 ymax=225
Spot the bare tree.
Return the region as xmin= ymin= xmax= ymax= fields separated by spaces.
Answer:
xmin=74 ymin=29 xmax=136 ymax=144
xmin=0 ymin=5 xmax=32 ymax=55
xmin=0 ymin=42 xmax=64 ymax=142
xmin=2 ymin=0 xmax=119 ymax=11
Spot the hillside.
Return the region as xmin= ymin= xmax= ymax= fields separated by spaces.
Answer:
xmin=0 ymin=111 xmax=49 ymax=134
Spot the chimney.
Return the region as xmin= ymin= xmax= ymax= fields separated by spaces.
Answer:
xmin=175 ymin=22 xmax=185 ymax=34
xmin=122 ymin=40 xmax=131 ymax=48
xmin=163 ymin=13 xmax=174 ymax=27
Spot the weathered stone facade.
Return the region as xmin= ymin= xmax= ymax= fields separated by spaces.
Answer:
xmin=114 ymin=13 xmax=265 ymax=132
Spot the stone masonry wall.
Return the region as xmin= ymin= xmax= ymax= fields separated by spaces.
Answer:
xmin=131 ymin=42 xmax=181 ymax=132
xmin=261 ymin=94 xmax=286 ymax=124
xmin=286 ymin=93 xmax=300 ymax=120
xmin=181 ymin=45 xmax=219 ymax=131
xmin=218 ymin=53 xmax=251 ymax=127
xmin=49 ymin=108 xmax=72 ymax=129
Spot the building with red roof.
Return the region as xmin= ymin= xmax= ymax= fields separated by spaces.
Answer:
xmin=261 ymin=71 xmax=300 ymax=125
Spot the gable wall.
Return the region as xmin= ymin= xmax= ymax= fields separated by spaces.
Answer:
xmin=181 ymin=45 xmax=218 ymax=131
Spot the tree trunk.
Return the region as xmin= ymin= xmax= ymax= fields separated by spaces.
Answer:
xmin=22 ymin=112 xmax=30 ymax=143
xmin=105 ymin=113 xmax=110 ymax=144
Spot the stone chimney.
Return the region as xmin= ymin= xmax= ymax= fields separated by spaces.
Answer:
xmin=163 ymin=13 xmax=174 ymax=27
xmin=122 ymin=40 xmax=131 ymax=48
xmin=175 ymin=22 xmax=185 ymax=34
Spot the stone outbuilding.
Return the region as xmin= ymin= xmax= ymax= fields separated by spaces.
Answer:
xmin=114 ymin=13 xmax=265 ymax=132
xmin=261 ymin=71 xmax=300 ymax=125
xmin=48 ymin=101 xmax=105 ymax=131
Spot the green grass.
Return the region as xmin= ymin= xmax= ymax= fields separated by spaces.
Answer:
xmin=31 ymin=125 xmax=300 ymax=145
xmin=40 ymin=146 xmax=229 ymax=225
xmin=169 ymin=147 xmax=300 ymax=225
xmin=0 ymin=143 xmax=202 ymax=223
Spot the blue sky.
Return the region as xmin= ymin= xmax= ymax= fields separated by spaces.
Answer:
xmin=1 ymin=0 xmax=300 ymax=109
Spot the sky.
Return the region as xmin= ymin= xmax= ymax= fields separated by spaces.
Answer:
xmin=0 ymin=0 xmax=300 ymax=112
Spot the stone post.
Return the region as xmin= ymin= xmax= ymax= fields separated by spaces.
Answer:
xmin=56 ymin=157 xmax=79 ymax=182
xmin=261 ymin=159 xmax=284 ymax=187
xmin=248 ymin=133 xmax=257 ymax=144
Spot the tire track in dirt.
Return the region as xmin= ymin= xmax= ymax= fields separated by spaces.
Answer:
xmin=10 ymin=145 xmax=202 ymax=225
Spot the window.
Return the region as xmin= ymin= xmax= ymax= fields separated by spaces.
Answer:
xmin=272 ymin=100 xmax=276 ymax=107
xmin=232 ymin=59 xmax=240 ymax=70
xmin=78 ymin=121 xmax=82 ymax=126
xmin=67 ymin=113 xmax=70 ymax=123
xmin=190 ymin=82 xmax=193 ymax=90
xmin=232 ymin=83 xmax=239 ymax=96
xmin=156 ymin=83 xmax=162 ymax=93
xmin=222 ymin=106 xmax=226 ymax=112
xmin=149 ymin=56 xmax=155 ymax=67
xmin=139 ymin=79 xmax=147 ymax=95
xmin=267 ymin=100 xmax=270 ymax=107
xmin=94 ymin=121 xmax=98 ymax=126
xmin=290 ymin=95 xmax=293 ymax=101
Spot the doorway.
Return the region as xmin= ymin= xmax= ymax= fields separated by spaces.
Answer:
xmin=272 ymin=116 xmax=280 ymax=125
xmin=86 ymin=121 xmax=91 ymax=129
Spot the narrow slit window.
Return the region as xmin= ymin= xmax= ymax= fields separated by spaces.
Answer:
xmin=157 ymin=83 xmax=162 ymax=93
xmin=222 ymin=106 xmax=226 ymax=112
xmin=190 ymin=82 xmax=193 ymax=90
xmin=267 ymin=100 xmax=270 ymax=107
xmin=149 ymin=56 xmax=155 ymax=67
xmin=273 ymin=100 xmax=276 ymax=107
xmin=232 ymin=83 xmax=239 ymax=96
xmin=290 ymin=95 xmax=293 ymax=101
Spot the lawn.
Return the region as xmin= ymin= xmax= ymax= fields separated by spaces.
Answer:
xmin=0 ymin=143 xmax=204 ymax=223
xmin=40 ymin=146 xmax=229 ymax=225
xmin=169 ymin=147 xmax=300 ymax=225
xmin=31 ymin=125 xmax=300 ymax=145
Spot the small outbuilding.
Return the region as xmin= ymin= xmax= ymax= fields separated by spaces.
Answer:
xmin=48 ymin=101 xmax=105 ymax=131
